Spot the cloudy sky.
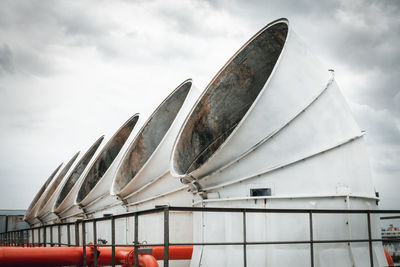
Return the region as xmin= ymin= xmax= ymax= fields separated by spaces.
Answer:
xmin=0 ymin=0 xmax=399 ymax=211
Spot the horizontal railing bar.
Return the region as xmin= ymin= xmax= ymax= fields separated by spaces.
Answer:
xmin=85 ymin=243 xmax=165 ymax=247
xmin=168 ymin=206 xmax=400 ymax=214
xmin=380 ymin=215 xmax=400 ymax=220
xmin=4 ymin=206 xmax=400 ymax=235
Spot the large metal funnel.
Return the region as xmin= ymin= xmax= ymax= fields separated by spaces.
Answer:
xmin=171 ymin=18 xmax=386 ymax=266
xmin=111 ymin=80 xmax=199 ymax=209
xmin=53 ymin=136 xmax=104 ymax=220
xmin=35 ymin=152 xmax=80 ymax=223
xmin=24 ymin=164 xmax=63 ymax=225
xmin=53 ymin=136 xmax=104 ymax=217
xmin=72 ymin=114 xmax=140 ymax=216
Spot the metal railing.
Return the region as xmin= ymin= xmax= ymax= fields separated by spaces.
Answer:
xmin=1 ymin=206 xmax=400 ymax=267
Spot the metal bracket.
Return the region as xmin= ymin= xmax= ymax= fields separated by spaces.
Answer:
xmin=138 ymin=248 xmax=153 ymax=254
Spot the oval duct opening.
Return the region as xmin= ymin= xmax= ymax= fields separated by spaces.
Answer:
xmin=172 ymin=21 xmax=288 ymax=176
xmin=37 ymin=152 xmax=79 ymax=213
xmin=25 ymin=164 xmax=62 ymax=219
xmin=113 ymin=80 xmax=192 ymax=193
xmin=54 ymin=136 xmax=104 ymax=209
xmin=76 ymin=115 xmax=139 ymax=203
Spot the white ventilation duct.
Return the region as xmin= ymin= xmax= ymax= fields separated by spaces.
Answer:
xmin=53 ymin=136 xmax=104 ymax=220
xmin=73 ymin=114 xmax=140 ymax=216
xmin=171 ymin=18 xmax=386 ymax=267
xmin=98 ymin=80 xmax=199 ymax=253
xmin=38 ymin=136 xmax=104 ymax=224
xmin=24 ymin=164 xmax=63 ymax=225
xmin=34 ymin=152 xmax=80 ymax=224
xmin=111 ymin=80 xmax=199 ymax=209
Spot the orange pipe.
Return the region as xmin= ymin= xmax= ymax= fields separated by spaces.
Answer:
xmin=0 ymin=245 xmax=192 ymax=266
xmin=138 ymin=254 xmax=158 ymax=267
xmin=384 ymin=247 xmax=394 ymax=266
xmin=96 ymin=246 xmax=132 ymax=265
xmin=147 ymin=246 xmax=193 ymax=260
xmin=0 ymin=246 xmax=94 ymax=266
xmin=97 ymin=245 xmax=192 ymax=265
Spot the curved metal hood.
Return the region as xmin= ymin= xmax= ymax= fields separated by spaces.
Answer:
xmin=34 ymin=152 xmax=80 ymax=222
xmin=110 ymin=79 xmax=200 ymax=209
xmin=170 ymin=18 xmax=374 ymax=199
xmin=170 ymin=17 xmax=382 ymax=267
xmin=46 ymin=136 xmax=104 ymax=222
xmin=24 ymin=163 xmax=63 ymax=225
xmin=69 ymin=114 xmax=140 ymax=217
xmin=52 ymin=136 xmax=105 ymax=220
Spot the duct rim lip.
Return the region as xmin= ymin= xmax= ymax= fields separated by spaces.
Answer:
xmin=75 ymin=113 xmax=140 ymax=205
xmin=110 ymin=78 xmax=193 ymax=196
xmin=169 ymin=17 xmax=290 ymax=179
xmin=24 ymin=163 xmax=63 ymax=221
xmin=52 ymin=135 xmax=105 ymax=212
xmin=35 ymin=151 xmax=80 ymax=218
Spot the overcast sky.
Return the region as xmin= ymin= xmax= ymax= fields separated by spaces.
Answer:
xmin=0 ymin=0 xmax=399 ymax=211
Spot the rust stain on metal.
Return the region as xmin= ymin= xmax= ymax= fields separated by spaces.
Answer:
xmin=76 ymin=116 xmax=139 ymax=203
xmin=114 ymin=82 xmax=192 ymax=192
xmin=55 ymin=136 xmax=104 ymax=208
xmin=174 ymin=22 xmax=288 ymax=175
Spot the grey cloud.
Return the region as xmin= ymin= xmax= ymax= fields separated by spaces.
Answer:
xmin=355 ymin=70 xmax=400 ymax=116
xmin=0 ymin=0 xmax=117 ymax=73
xmin=0 ymin=44 xmax=14 ymax=75
xmin=153 ymin=0 xmax=239 ymax=38
xmin=352 ymin=104 xmax=400 ymax=174
xmin=328 ymin=1 xmax=400 ymax=73
xmin=0 ymin=0 xmax=399 ymax=211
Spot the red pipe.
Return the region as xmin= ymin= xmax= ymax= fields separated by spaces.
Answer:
xmin=146 ymin=246 xmax=193 ymax=260
xmin=138 ymin=254 xmax=158 ymax=267
xmin=0 ymin=246 xmax=94 ymax=266
xmin=97 ymin=245 xmax=192 ymax=265
xmin=384 ymin=247 xmax=394 ymax=267
xmin=0 ymin=245 xmax=192 ymax=266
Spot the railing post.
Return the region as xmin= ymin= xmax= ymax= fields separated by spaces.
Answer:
xmin=31 ymin=229 xmax=34 ymax=247
xmin=67 ymin=223 xmax=71 ymax=246
xmin=38 ymin=228 xmax=41 ymax=247
xmin=43 ymin=226 xmax=47 ymax=247
xmin=75 ymin=221 xmax=80 ymax=246
xmin=367 ymin=211 xmax=374 ymax=267
xmin=93 ymin=220 xmax=98 ymax=267
xmin=309 ymin=211 xmax=314 ymax=267
xmin=164 ymin=206 xmax=170 ymax=267
xmin=111 ymin=217 xmax=116 ymax=267
xmin=134 ymin=213 xmax=139 ymax=267
xmin=50 ymin=225 xmax=53 ymax=247
xmin=82 ymin=221 xmax=87 ymax=267
xmin=243 ymin=211 xmax=247 ymax=267
xmin=58 ymin=224 xmax=61 ymax=247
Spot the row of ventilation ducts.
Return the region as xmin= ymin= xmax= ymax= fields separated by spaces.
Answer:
xmin=24 ymin=18 xmax=386 ymax=266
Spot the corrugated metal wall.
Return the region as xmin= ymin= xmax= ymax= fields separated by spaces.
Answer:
xmin=0 ymin=210 xmax=29 ymax=233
